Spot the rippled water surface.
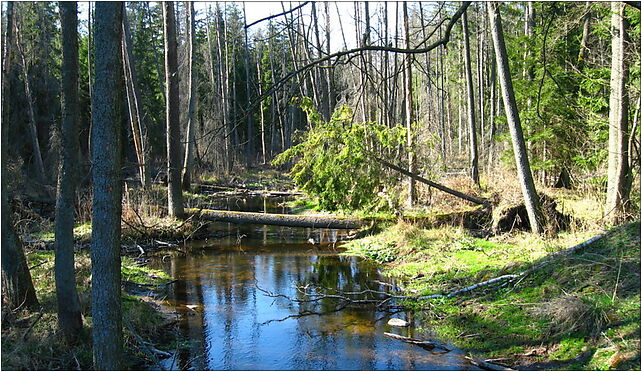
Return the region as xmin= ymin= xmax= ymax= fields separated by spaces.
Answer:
xmin=150 ymin=194 xmax=477 ymax=370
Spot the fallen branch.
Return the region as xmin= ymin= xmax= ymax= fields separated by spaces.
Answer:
xmin=124 ymin=319 xmax=166 ymax=370
xmin=465 ymin=356 xmax=514 ymax=371
xmin=22 ymin=312 xmax=44 ymax=340
xmin=384 ymin=332 xmax=451 ymax=352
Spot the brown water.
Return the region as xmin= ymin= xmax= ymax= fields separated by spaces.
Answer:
xmin=150 ymin=194 xmax=478 ymax=370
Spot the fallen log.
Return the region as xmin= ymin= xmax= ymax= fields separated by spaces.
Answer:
xmin=187 ymin=208 xmax=366 ymax=229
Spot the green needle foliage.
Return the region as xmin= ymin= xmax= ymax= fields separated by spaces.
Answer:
xmin=274 ymin=97 xmax=407 ymax=211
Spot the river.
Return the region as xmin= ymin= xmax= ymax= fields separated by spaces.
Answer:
xmin=148 ymin=193 xmax=477 ymax=370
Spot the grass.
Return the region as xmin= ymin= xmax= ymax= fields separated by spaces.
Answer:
xmin=1 ymin=249 xmax=177 ymax=370
xmin=343 ymin=221 xmax=641 ymax=370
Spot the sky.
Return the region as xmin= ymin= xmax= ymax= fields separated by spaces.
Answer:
xmin=71 ymin=1 xmax=418 ymax=53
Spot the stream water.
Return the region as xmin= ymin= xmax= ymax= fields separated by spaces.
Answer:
xmin=149 ymin=193 xmax=477 ymax=370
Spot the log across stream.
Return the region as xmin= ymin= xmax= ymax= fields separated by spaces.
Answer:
xmin=186 ymin=207 xmax=368 ymax=229
xmin=146 ymin=195 xmax=479 ymax=370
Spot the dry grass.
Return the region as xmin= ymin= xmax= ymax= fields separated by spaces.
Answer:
xmin=530 ymin=294 xmax=610 ymax=336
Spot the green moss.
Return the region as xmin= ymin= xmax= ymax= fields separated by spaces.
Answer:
xmin=6 ymin=249 xmax=177 ymax=370
xmin=121 ymin=257 xmax=171 ymax=285
xmin=346 ymin=221 xmax=641 ymax=370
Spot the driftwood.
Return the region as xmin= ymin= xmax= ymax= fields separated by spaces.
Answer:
xmin=465 ymin=356 xmax=514 ymax=371
xmin=187 ymin=208 xmax=365 ymax=229
xmin=373 ymin=156 xmax=490 ymax=206
xmin=384 ymin=332 xmax=451 ymax=352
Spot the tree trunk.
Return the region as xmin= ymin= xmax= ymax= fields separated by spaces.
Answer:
xmin=463 ymin=11 xmax=480 ymax=185
xmin=91 ymin=3 xmax=124 ymax=369
xmin=55 ymin=1 xmax=83 ymax=340
xmin=122 ymin=10 xmax=149 ymax=188
xmin=403 ymin=2 xmax=416 ymax=206
xmin=1 ymin=1 xmax=39 ymax=312
xmin=488 ymin=2 xmax=544 ymax=235
xmin=606 ymin=1 xmax=631 ymax=224
xmin=242 ymin=3 xmax=255 ymax=166
xmin=256 ymin=57 xmax=267 ymax=165
xmin=15 ymin=27 xmax=46 ymax=184
xmin=163 ymin=2 xmax=184 ymax=217
xmin=182 ymin=2 xmax=196 ymax=190
xmin=189 ymin=208 xmax=366 ymax=229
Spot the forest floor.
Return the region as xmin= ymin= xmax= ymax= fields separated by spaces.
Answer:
xmin=0 ymin=249 xmax=180 ymax=370
xmin=343 ymin=221 xmax=641 ymax=370
xmin=4 ymin=167 xmax=639 ymax=370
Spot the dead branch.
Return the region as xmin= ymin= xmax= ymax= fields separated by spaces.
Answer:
xmin=22 ymin=312 xmax=44 ymax=340
xmin=465 ymin=356 xmax=514 ymax=371
xmin=384 ymin=332 xmax=451 ymax=353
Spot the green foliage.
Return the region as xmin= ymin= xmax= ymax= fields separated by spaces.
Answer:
xmin=273 ymin=99 xmax=407 ymax=211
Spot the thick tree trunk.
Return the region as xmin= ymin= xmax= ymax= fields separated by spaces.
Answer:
xmin=606 ymin=1 xmax=631 ymax=224
xmin=122 ymin=10 xmax=149 ymax=188
xmin=463 ymin=11 xmax=480 ymax=186
xmin=91 ymin=3 xmax=124 ymax=369
xmin=189 ymin=208 xmax=365 ymax=229
xmin=1 ymin=0 xmax=39 ymax=313
xmin=182 ymin=2 xmax=197 ymax=190
xmin=488 ymin=2 xmax=544 ymax=235
xmin=163 ymin=2 xmax=184 ymax=217
xmin=55 ymin=1 xmax=83 ymax=340
xmin=403 ymin=2 xmax=416 ymax=206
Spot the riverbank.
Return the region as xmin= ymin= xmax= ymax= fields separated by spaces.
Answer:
xmin=1 ymin=249 xmax=180 ymax=370
xmin=342 ymin=221 xmax=641 ymax=370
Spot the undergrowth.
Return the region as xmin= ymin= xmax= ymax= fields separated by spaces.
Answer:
xmin=1 ymin=250 xmax=177 ymax=370
xmin=344 ymin=221 xmax=640 ymax=370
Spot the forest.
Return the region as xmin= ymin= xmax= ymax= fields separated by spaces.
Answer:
xmin=1 ymin=1 xmax=641 ymax=370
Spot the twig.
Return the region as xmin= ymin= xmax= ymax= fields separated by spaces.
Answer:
xmin=22 ymin=312 xmax=44 ymax=340
xmin=124 ymin=318 xmax=165 ymax=370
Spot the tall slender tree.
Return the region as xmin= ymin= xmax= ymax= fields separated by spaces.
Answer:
xmin=163 ymin=1 xmax=184 ymax=216
xmin=488 ymin=2 xmax=544 ymax=234
xmin=55 ymin=0 xmax=82 ymax=340
xmin=463 ymin=10 xmax=479 ymax=185
xmin=403 ymin=2 xmax=416 ymax=206
xmin=182 ymin=2 xmax=197 ymax=190
xmin=91 ymin=2 xmax=124 ymax=369
xmin=606 ymin=1 xmax=631 ymax=224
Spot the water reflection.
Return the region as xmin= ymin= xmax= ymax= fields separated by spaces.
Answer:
xmin=151 ymin=240 xmax=477 ymax=370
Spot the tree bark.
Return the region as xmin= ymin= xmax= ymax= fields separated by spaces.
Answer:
xmin=182 ymin=2 xmax=197 ymax=190
xmin=488 ymin=2 xmax=544 ymax=235
xmin=55 ymin=1 xmax=83 ymax=340
xmin=14 ymin=25 xmax=46 ymax=184
xmin=403 ymin=2 xmax=416 ymax=206
xmin=1 ymin=1 xmax=39 ymax=313
xmin=163 ymin=2 xmax=184 ymax=217
xmin=463 ymin=10 xmax=480 ymax=185
xmin=242 ymin=3 xmax=255 ymax=167
xmin=606 ymin=1 xmax=631 ymax=224
xmin=91 ymin=2 xmax=124 ymax=369
xmin=188 ymin=208 xmax=366 ymax=229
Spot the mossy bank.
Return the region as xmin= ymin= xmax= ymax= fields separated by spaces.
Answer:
xmin=1 ymin=250 xmax=179 ymax=370
xmin=343 ymin=221 xmax=641 ymax=370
